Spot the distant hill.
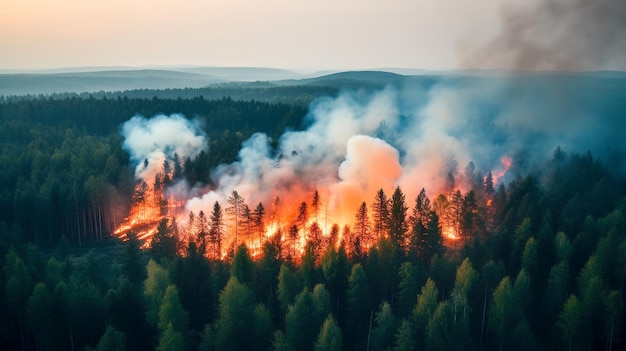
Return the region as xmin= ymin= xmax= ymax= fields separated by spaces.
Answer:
xmin=0 ymin=69 xmax=223 ymax=96
xmin=0 ymin=66 xmax=306 ymax=96
xmin=281 ymin=70 xmax=407 ymax=89
xmin=2 ymin=67 xmax=625 ymax=99
xmin=175 ymin=67 xmax=304 ymax=81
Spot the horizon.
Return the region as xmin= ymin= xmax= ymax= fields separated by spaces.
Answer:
xmin=3 ymin=65 xmax=626 ymax=75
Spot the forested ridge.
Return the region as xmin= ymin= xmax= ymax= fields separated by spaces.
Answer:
xmin=1 ymin=94 xmax=625 ymax=351
xmin=0 ymin=84 xmax=339 ymax=107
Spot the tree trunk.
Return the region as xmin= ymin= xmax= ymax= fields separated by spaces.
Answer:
xmin=480 ymin=287 xmax=487 ymax=347
xmin=366 ymin=310 xmax=373 ymax=351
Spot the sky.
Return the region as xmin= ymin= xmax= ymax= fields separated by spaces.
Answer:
xmin=0 ymin=0 xmax=503 ymax=71
xmin=2 ymin=0 xmax=624 ymax=72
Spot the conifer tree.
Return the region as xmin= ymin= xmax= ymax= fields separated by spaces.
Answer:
xmin=389 ymin=186 xmax=409 ymax=253
xmin=372 ymin=188 xmax=390 ymax=240
xmin=209 ymin=202 xmax=225 ymax=259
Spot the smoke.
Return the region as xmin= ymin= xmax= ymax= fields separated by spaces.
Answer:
xmin=183 ymin=84 xmax=517 ymax=227
xmin=121 ymin=73 xmax=625 ymax=233
xmin=185 ymin=90 xmax=405 ymax=223
xmin=121 ymin=114 xmax=208 ymax=180
xmin=462 ymin=0 xmax=626 ymax=71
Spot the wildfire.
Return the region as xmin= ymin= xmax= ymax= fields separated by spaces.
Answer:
xmin=113 ymin=180 xmax=187 ymax=248
xmin=114 ymin=156 xmax=509 ymax=258
xmin=113 ymin=116 xmax=513 ymax=259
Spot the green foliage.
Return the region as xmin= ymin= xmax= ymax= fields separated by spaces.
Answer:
xmin=157 ymin=323 xmax=185 ymax=351
xmin=396 ymin=262 xmax=421 ymax=317
xmin=393 ymin=319 xmax=415 ymax=351
xmin=277 ymin=264 xmax=301 ymax=314
xmin=254 ymin=303 xmax=274 ymax=351
xmin=426 ymin=300 xmax=471 ymax=351
xmin=158 ymin=285 xmax=189 ymax=333
xmin=27 ymin=283 xmax=56 ymax=350
xmin=389 ymin=186 xmax=409 ymax=253
xmin=144 ymin=259 xmax=171 ymax=327
xmin=321 ymin=244 xmax=339 ymax=287
xmin=314 ymin=315 xmax=342 ymax=351
xmin=66 ymin=278 xmax=107 ymax=350
xmin=272 ymin=330 xmax=293 ymax=351
xmin=151 ymin=219 xmax=179 ymax=262
xmin=347 ymin=263 xmax=370 ymax=348
xmin=230 ymin=244 xmax=254 ymax=285
xmin=94 ymin=326 xmax=126 ymax=351
xmin=215 ymin=277 xmax=256 ymax=351
xmin=370 ymin=301 xmax=397 ymax=351
xmin=106 ymin=278 xmax=151 ymax=351
xmin=558 ymin=295 xmax=582 ymax=351
xmin=451 ymin=258 xmax=477 ymax=324
xmin=411 ymin=278 xmax=439 ymax=351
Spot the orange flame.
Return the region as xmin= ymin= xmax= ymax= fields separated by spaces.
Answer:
xmin=114 ymin=157 xmax=514 ymax=258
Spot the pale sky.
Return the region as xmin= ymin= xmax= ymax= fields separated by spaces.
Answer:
xmin=0 ymin=0 xmax=508 ymax=69
xmin=0 ymin=0 xmax=537 ymax=71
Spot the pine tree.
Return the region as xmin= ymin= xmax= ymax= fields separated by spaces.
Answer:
xmin=354 ymin=202 xmax=371 ymax=248
xmin=215 ymin=277 xmax=255 ymax=351
xmin=370 ymin=301 xmax=397 ymax=351
xmin=347 ymin=263 xmax=370 ymax=348
xmin=372 ymin=188 xmax=390 ymax=240
xmin=209 ymin=202 xmax=225 ymax=260
xmin=253 ymin=202 xmax=266 ymax=246
xmin=389 ymin=186 xmax=409 ymax=253
xmin=314 ymin=315 xmax=342 ymax=351
xmin=409 ymin=188 xmax=432 ymax=261
xmin=311 ymin=190 xmax=320 ymax=224
xmin=297 ymin=201 xmax=308 ymax=235
xmin=227 ymin=191 xmax=246 ymax=247
xmin=558 ymin=295 xmax=582 ymax=351
xmin=197 ymin=210 xmax=208 ymax=253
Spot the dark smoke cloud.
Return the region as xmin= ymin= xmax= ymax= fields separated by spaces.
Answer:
xmin=463 ymin=0 xmax=626 ymax=71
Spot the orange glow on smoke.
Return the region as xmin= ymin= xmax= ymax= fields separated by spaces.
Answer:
xmin=491 ymin=156 xmax=513 ymax=185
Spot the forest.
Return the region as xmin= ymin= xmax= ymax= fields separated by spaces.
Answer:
xmin=1 ymin=89 xmax=625 ymax=351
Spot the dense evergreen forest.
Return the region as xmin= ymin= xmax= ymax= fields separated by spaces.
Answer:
xmin=1 ymin=93 xmax=625 ymax=351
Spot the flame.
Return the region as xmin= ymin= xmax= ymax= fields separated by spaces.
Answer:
xmin=114 ymin=181 xmax=187 ymax=249
xmin=442 ymin=225 xmax=460 ymax=241
xmin=114 ymin=156 xmax=514 ymax=258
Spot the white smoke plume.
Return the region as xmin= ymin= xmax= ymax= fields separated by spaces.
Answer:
xmin=121 ymin=114 xmax=208 ymax=180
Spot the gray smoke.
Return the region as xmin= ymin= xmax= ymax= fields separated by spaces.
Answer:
xmin=463 ymin=0 xmax=626 ymax=71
